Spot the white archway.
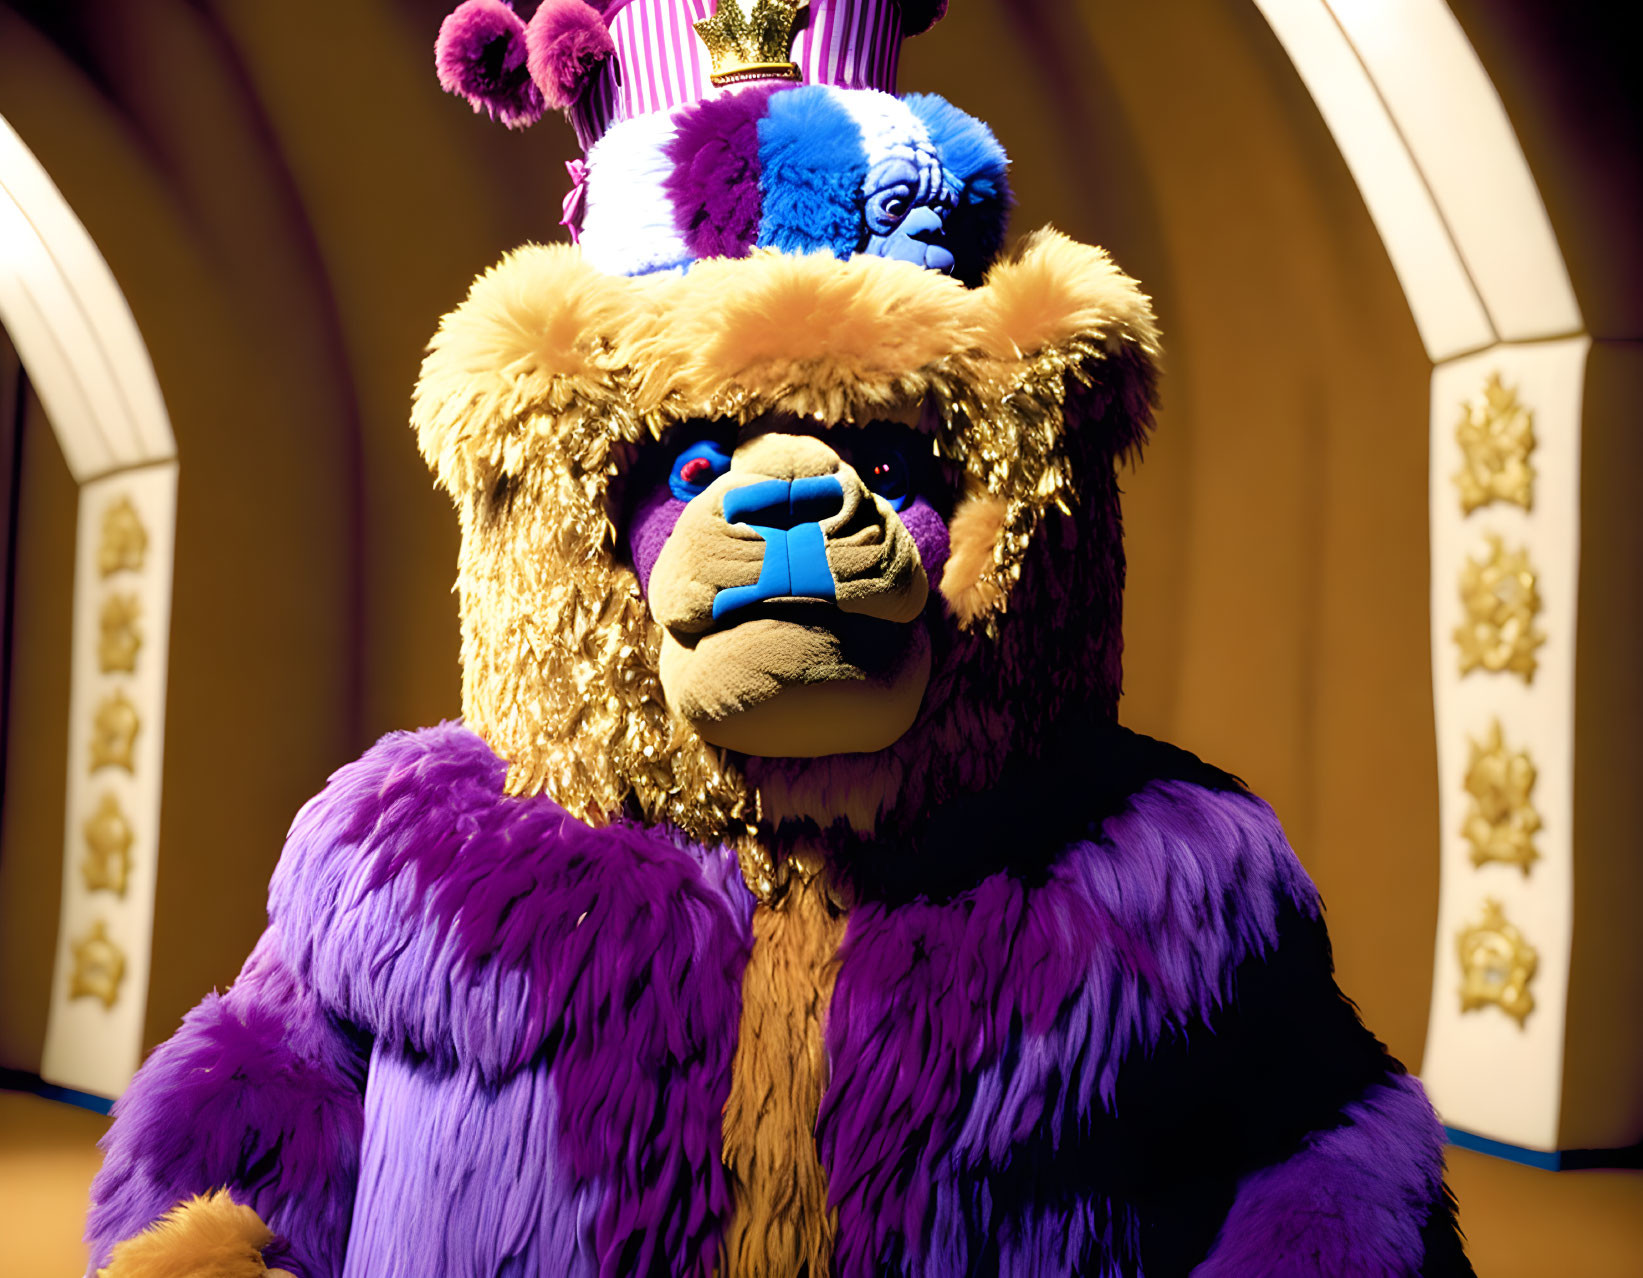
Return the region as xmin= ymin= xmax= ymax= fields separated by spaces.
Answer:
xmin=0 ymin=114 xmax=177 ymax=1098
xmin=1254 ymin=0 xmax=1587 ymax=1153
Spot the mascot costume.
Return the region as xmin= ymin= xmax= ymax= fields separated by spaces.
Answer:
xmin=84 ymin=2 xmax=1474 ymax=1275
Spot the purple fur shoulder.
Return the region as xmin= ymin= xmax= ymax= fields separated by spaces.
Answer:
xmin=85 ymin=926 xmax=366 ymax=1276
xmin=818 ymin=729 xmax=1466 ymax=1277
xmin=89 ymin=723 xmax=755 ymax=1278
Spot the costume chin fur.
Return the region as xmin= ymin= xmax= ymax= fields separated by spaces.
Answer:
xmin=86 ymin=721 xmax=1468 ymax=1278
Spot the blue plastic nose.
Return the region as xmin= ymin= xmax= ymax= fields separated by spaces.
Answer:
xmin=714 ymin=476 xmax=844 ymax=621
xmin=721 ymin=477 xmax=844 ymax=529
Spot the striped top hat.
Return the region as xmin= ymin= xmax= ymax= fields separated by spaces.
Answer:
xmin=435 ymin=1 xmax=1009 ymax=282
xmin=438 ymin=1 xmax=947 ymax=143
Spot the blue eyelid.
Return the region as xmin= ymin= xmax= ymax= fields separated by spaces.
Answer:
xmin=668 ymin=439 xmax=733 ymax=502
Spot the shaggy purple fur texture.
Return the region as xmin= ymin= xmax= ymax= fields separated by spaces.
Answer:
xmin=87 ymin=724 xmax=1466 ymax=1276
xmin=85 ymin=927 xmax=367 ymax=1276
xmin=436 ymin=0 xmax=547 ymax=129
xmin=1194 ymin=1075 xmax=1447 ymax=1278
xmin=819 ymin=759 xmax=1462 ymax=1276
xmin=343 ymin=1047 xmax=602 ymax=1275
xmin=664 ymin=85 xmax=781 ymax=260
xmin=526 ymin=0 xmax=615 ymax=110
xmin=822 ymin=778 xmax=1314 ymax=1276
xmin=87 ymin=724 xmax=754 ymax=1278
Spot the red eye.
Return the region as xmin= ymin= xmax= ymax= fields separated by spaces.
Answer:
xmin=858 ymin=440 xmax=911 ymax=510
xmin=668 ymin=439 xmax=733 ymax=501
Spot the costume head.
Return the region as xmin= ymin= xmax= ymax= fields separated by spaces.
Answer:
xmin=421 ymin=0 xmax=1159 ymax=896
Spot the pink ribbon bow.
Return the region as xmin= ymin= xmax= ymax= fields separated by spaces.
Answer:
xmin=561 ymin=159 xmax=589 ymax=245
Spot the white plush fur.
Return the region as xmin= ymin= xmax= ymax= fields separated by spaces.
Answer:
xmin=580 ymin=109 xmax=693 ymax=277
xmin=827 ymin=87 xmax=931 ymax=172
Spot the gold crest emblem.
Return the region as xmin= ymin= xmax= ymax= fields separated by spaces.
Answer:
xmin=82 ymin=793 xmax=135 ymax=897
xmin=1454 ymin=534 xmax=1544 ymax=682
xmin=98 ymin=495 xmax=149 ymax=578
xmin=69 ymin=920 xmax=127 ymax=1010
xmin=1461 ymin=720 xmax=1540 ymax=875
xmin=1457 ymin=898 xmax=1537 ymax=1027
xmin=1453 ymin=372 xmax=1535 ymax=514
xmin=99 ymin=593 xmax=143 ymax=674
xmin=90 ymin=689 xmax=141 ymax=773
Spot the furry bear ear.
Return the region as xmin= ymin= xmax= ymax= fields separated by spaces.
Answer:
xmin=938 ymin=491 xmax=1008 ymax=627
xmin=903 ymin=93 xmax=1011 ymax=288
xmin=898 ymin=0 xmax=950 ymax=36
xmin=525 ymin=0 xmax=617 ymax=111
xmin=436 ymin=0 xmax=548 ymax=129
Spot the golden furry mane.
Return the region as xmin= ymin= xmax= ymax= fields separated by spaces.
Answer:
xmin=411 ymin=229 xmax=1159 ymax=840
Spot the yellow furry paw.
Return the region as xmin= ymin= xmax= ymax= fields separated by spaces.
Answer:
xmin=97 ymin=1190 xmax=289 ymax=1278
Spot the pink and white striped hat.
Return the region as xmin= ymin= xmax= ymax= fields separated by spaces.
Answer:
xmin=437 ymin=0 xmax=947 ymax=149
xmin=576 ymin=0 xmax=904 ymax=148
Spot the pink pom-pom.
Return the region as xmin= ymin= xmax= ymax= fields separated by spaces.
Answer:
xmin=900 ymin=0 xmax=948 ymax=36
xmin=436 ymin=0 xmax=547 ymax=129
xmin=526 ymin=0 xmax=615 ymax=111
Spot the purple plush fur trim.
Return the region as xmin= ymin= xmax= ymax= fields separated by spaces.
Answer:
xmin=628 ymin=486 xmax=685 ymax=594
xmin=526 ymin=0 xmax=616 ymax=111
xmin=270 ymin=724 xmax=753 ymax=1277
xmin=894 ymin=496 xmax=949 ymax=588
xmin=437 ymin=0 xmax=547 ymax=129
xmin=819 ymin=781 xmax=1318 ymax=1278
xmin=1196 ymin=1073 xmax=1447 ymax=1278
xmin=664 ymin=85 xmax=780 ymax=261
xmin=85 ymin=930 xmax=366 ymax=1277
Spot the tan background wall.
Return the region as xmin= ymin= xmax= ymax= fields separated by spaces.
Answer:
xmin=0 ymin=0 xmax=1634 ymax=1115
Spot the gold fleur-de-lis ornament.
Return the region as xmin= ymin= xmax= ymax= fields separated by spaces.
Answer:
xmin=90 ymin=690 xmax=141 ymax=772
xmin=98 ymin=496 xmax=148 ymax=578
xmin=99 ymin=593 xmax=143 ymax=674
xmin=82 ymin=793 xmax=136 ymax=896
xmin=1461 ymin=720 xmax=1540 ymax=875
xmin=1453 ymin=372 xmax=1535 ymax=514
xmin=1454 ymin=534 xmax=1545 ymax=682
xmin=1457 ymin=898 xmax=1538 ymax=1027
xmin=69 ymin=920 xmax=127 ymax=1010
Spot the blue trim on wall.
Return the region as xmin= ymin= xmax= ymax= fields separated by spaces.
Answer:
xmin=1445 ymin=1126 xmax=1562 ymax=1169
xmin=0 ymin=1066 xmax=114 ymax=1116
xmin=1445 ymin=1125 xmax=1643 ymax=1171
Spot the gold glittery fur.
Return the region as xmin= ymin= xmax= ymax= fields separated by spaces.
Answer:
xmin=721 ymin=872 xmax=850 ymax=1278
xmin=411 ymin=230 xmax=1159 ymax=843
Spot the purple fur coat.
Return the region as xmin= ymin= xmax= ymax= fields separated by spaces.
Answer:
xmin=85 ymin=721 xmax=1470 ymax=1277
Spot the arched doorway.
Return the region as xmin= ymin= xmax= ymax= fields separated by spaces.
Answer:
xmin=0 ymin=113 xmax=177 ymax=1099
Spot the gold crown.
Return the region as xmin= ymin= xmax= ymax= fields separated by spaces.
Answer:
xmin=694 ymin=0 xmax=809 ymax=86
